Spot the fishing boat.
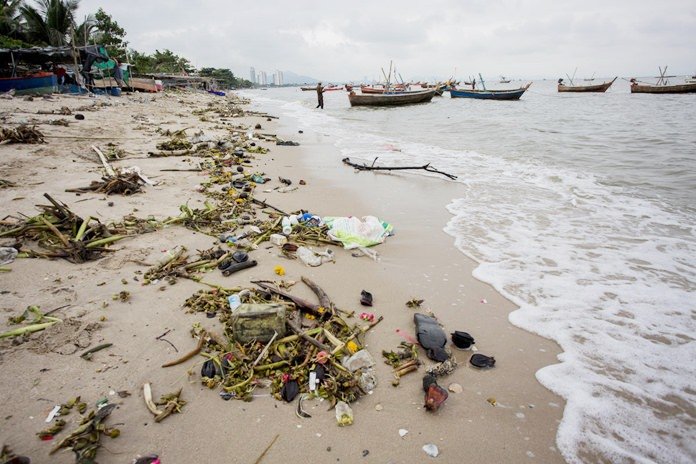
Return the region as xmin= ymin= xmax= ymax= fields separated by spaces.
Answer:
xmin=686 ymin=75 xmax=696 ymax=84
xmin=360 ymin=85 xmax=387 ymax=94
xmin=557 ymin=77 xmax=617 ymax=93
xmin=0 ymin=72 xmax=56 ymax=94
xmin=348 ymin=89 xmax=435 ymax=107
xmin=499 ymin=76 xmax=511 ymax=83
xmin=629 ymin=66 xmax=696 ymax=94
xmin=450 ymin=82 xmax=532 ymax=100
xmin=323 ymin=84 xmax=343 ymax=91
xmin=630 ymin=79 xmax=696 ymax=94
xmin=300 ymin=85 xmax=316 ymax=91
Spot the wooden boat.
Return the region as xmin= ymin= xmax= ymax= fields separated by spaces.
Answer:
xmin=558 ymin=77 xmax=616 ymax=93
xmin=300 ymin=85 xmax=316 ymax=91
xmin=0 ymin=72 xmax=56 ymax=94
xmin=323 ymin=85 xmax=342 ymax=91
xmin=630 ymin=79 xmax=696 ymax=94
xmin=630 ymin=66 xmax=696 ymax=94
xmin=360 ymin=85 xmax=386 ymax=94
xmin=450 ymin=83 xmax=532 ymax=100
xmin=499 ymin=76 xmax=511 ymax=83
xmin=348 ymin=89 xmax=435 ymax=107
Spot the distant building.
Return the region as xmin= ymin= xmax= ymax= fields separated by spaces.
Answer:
xmin=250 ymin=66 xmax=256 ymax=84
xmin=274 ymin=70 xmax=283 ymax=86
xmin=258 ymin=71 xmax=267 ymax=86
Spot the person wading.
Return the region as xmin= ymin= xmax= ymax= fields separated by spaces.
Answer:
xmin=316 ymin=82 xmax=325 ymax=109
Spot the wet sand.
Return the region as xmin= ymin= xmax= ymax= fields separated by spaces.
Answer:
xmin=0 ymin=90 xmax=564 ymax=463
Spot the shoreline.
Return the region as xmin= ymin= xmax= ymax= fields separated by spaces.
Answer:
xmin=0 ymin=89 xmax=565 ymax=463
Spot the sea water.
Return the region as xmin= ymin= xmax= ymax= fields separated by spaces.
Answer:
xmin=241 ymin=82 xmax=695 ymax=463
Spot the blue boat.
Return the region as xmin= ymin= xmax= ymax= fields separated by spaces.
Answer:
xmin=450 ymin=82 xmax=531 ymax=100
xmin=0 ymin=72 xmax=57 ymax=94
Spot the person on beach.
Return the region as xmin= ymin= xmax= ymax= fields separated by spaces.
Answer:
xmin=316 ymin=82 xmax=325 ymax=109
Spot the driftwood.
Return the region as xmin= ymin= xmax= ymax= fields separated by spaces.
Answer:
xmin=301 ymin=276 xmax=334 ymax=315
xmin=252 ymin=280 xmax=327 ymax=320
xmin=342 ymin=157 xmax=457 ymax=180
xmin=251 ymin=198 xmax=288 ymax=216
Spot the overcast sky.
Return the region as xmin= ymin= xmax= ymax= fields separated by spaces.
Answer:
xmin=77 ymin=0 xmax=695 ymax=81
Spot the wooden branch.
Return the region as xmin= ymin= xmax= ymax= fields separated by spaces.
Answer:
xmin=301 ymin=276 xmax=334 ymax=315
xmin=252 ymin=281 xmax=326 ymax=319
xmin=251 ymin=198 xmax=288 ymax=216
xmin=342 ymin=157 xmax=457 ymax=180
xmin=287 ymin=319 xmax=330 ymax=352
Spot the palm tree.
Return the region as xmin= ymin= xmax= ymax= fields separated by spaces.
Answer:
xmin=0 ymin=0 xmax=24 ymax=39
xmin=20 ymin=0 xmax=80 ymax=46
xmin=73 ymin=14 xmax=95 ymax=46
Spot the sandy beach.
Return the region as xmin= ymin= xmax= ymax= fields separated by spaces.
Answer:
xmin=1 ymin=89 xmax=564 ymax=464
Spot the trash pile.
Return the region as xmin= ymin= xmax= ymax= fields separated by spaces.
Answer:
xmin=178 ymin=276 xmax=383 ymax=411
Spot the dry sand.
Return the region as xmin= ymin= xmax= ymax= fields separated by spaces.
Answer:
xmin=0 ymin=89 xmax=564 ymax=463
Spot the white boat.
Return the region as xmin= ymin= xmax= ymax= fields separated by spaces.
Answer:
xmin=686 ymin=75 xmax=696 ymax=84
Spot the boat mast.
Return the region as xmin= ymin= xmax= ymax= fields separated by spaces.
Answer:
xmin=478 ymin=73 xmax=487 ymax=91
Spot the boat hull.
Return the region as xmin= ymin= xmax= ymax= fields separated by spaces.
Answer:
xmin=348 ymin=89 xmax=435 ymax=107
xmin=0 ymin=73 xmax=56 ymax=95
xmin=630 ymin=82 xmax=696 ymax=94
xmin=558 ymin=77 xmax=616 ymax=93
xmin=450 ymin=83 xmax=531 ymax=100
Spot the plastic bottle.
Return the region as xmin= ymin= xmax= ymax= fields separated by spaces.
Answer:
xmin=281 ymin=217 xmax=292 ymax=235
xmin=335 ymin=401 xmax=353 ymax=426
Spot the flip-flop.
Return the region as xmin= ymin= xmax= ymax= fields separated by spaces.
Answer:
xmin=360 ymin=290 xmax=373 ymax=306
xmin=231 ymin=251 xmax=249 ymax=263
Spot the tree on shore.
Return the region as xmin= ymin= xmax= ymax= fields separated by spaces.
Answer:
xmin=92 ymin=7 xmax=126 ymax=60
xmin=20 ymin=0 xmax=79 ymax=46
xmin=0 ymin=0 xmax=23 ymax=38
xmin=199 ymin=67 xmax=253 ymax=89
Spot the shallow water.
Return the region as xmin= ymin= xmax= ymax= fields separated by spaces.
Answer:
xmin=241 ymin=82 xmax=696 ymax=464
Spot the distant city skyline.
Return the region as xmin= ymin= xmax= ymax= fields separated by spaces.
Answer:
xmin=250 ymin=67 xmax=284 ymax=86
xmin=77 ymin=1 xmax=696 ymax=82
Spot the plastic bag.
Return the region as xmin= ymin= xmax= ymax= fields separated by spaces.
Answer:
xmin=324 ymin=216 xmax=393 ymax=249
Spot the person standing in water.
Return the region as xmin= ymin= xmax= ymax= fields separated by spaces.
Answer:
xmin=316 ymin=82 xmax=325 ymax=109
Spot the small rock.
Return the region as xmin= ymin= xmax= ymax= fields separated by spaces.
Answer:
xmin=374 ymin=404 xmax=383 ymax=411
xmin=254 ymin=123 xmax=261 ymax=129
xmin=448 ymin=383 xmax=463 ymax=394
xmin=422 ymin=444 xmax=439 ymax=457
xmin=74 ymin=114 xmax=85 ymax=120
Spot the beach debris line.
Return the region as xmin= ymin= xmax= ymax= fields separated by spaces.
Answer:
xmin=342 ymin=157 xmax=457 ymax=180
xmin=0 ymin=193 xmax=128 ymax=263
xmin=0 ymin=124 xmax=45 ymax=144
